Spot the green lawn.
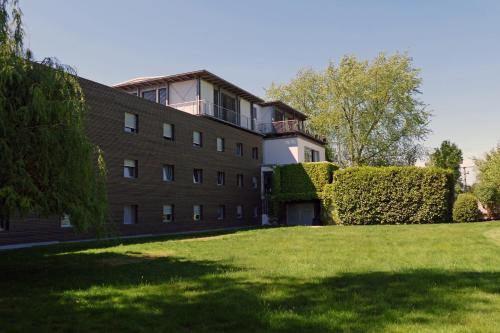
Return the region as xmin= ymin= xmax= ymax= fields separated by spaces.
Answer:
xmin=1 ymin=222 xmax=500 ymax=333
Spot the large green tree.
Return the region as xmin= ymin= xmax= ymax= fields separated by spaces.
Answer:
xmin=266 ymin=53 xmax=431 ymax=167
xmin=428 ymin=140 xmax=463 ymax=190
xmin=0 ymin=0 xmax=107 ymax=232
xmin=474 ymin=146 xmax=500 ymax=218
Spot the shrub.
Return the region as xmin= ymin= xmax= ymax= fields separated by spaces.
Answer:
xmin=452 ymin=193 xmax=482 ymax=222
xmin=328 ymin=166 xmax=454 ymax=225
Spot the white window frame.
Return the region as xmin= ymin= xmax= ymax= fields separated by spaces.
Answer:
xmin=163 ymin=205 xmax=174 ymax=223
xmin=217 ymin=137 xmax=225 ymax=152
xmin=60 ymin=214 xmax=72 ymax=228
xmin=193 ymin=169 xmax=203 ymax=184
xmin=124 ymin=159 xmax=137 ymax=178
xmin=193 ymin=205 xmax=202 ymax=221
xmin=124 ymin=112 xmax=138 ymax=133
xmin=236 ymin=205 xmax=243 ymax=219
xmin=163 ymin=123 xmax=174 ymax=140
xmin=163 ymin=164 xmax=174 ymax=182
xmin=193 ymin=131 xmax=202 ymax=147
xmin=123 ymin=205 xmax=137 ymax=225
xmin=217 ymin=171 xmax=225 ymax=186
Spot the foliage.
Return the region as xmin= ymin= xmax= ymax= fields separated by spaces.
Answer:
xmin=266 ymin=53 xmax=431 ymax=167
xmin=474 ymin=146 xmax=500 ymax=217
xmin=428 ymin=140 xmax=463 ymax=190
xmin=0 ymin=0 xmax=107 ymax=232
xmin=328 ymin=166 xmax=454 ymax=225
xmin=452 ymin=193 xmax=482 ymax=222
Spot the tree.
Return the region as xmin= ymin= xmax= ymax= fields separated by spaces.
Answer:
xmin=266 ymin=53 xmax=431 ymax=167
xmin=0 ymin=0 xmax=107 ymax=232
xmin=474 ymin=146 xmax=500 ymax=218
xmin=428 ymin=140 xmax=463 ymax=191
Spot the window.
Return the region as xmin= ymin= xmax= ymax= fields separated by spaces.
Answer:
xmin=60 ymin=214 xmax=72 ymax=228
xmin=193 ymin=205 xmax=203 ymax=221
xmin=158 ymin=88 xmax=167 ymax=105
xmin=162 ymin=164 xmax=174 ymax=182
xmin=236 ymin=205 xmax=243 ymax=219
xmin=252 ymin=176 xmax=258 ymax=189
xmin=217 ymin=205 xmax=225 ymax=220
xmin=253 ymin=206 xmax=259 ymax=218
xmin=123 ymin=205 xmax=138 ymax=225
xmin=252 ymin=147 xmax=259 ymax=160
xmin=313 ymin=150 xmax=320 ymax=162
xmin=236 ymin=143 xmax=243 ymax=156
xmin=217 ymin=137 xmax=225 ymax=152
xmin=163 ymin=205 xmax=174 ymax=223
xmin=193 ymin=169 xmax=203 ymax=184
xmin=142 ymin=89 xmax=156 ymax=102
xmin=304 ymin=147 xmax=320 ymax=162
xmin=193 ymin=131 xmax=202 ymax=147
xmin=237 ymin=174 xmax=244 ymax=187
xmin=124 ymin=112 xmax=138 ymax=133
xmin=163 ymin=123 xmax=174 ymax=140
xmin=129 ymin=91 xmax=138 ymax=96
xmin=124 ymin=159 xmax=138 ymax=178
xmin=0 ymin=219 xmax=6 ymax=231
xmin=217 ymin=171 xmax=225 ymax=186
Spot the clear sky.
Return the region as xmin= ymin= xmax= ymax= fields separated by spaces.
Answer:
xmin=22 ymin=0 xmax=499 ymax=168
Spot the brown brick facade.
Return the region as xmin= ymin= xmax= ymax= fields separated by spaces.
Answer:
xmin=0 ymin=78 xmax=263 ymax=246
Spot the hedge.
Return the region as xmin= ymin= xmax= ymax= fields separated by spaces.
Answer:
xmin=327 ymin=166 xmax=454 ymax=225
xmin=272 ymin=162 xmax=338 ymax=202
xmin=453 ymin=193 xmax=482 ymax=222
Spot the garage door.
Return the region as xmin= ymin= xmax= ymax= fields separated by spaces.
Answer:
xmin=287 ymin=202 xmax=315 ymax=226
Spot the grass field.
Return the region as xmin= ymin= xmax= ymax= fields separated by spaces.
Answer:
xmin=1 ymin=222 xmax=500 ymax=333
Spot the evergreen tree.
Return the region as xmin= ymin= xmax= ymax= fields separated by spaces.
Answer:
xmin=0 ymin=0 xmax=107 ymax=232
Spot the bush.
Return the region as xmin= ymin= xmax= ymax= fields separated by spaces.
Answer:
xmin=328 ymin=166 xmax=454 ymax=225
xmin=453 ymin=193 xmax=482 ymax=222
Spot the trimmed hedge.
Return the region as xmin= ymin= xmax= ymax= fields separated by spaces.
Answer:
xmin=272 ymin=162 xmax=338 ymax=202
xmin=453 ymin=193 xmax=482 ymax=222
xmin=327 ymin=166 xmax=454 ymax=225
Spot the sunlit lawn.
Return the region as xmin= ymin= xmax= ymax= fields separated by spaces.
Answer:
xmin=1 ymin=222 xmax=500 ymax=332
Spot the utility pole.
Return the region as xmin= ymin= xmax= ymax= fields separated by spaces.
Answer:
xmin=461 ymin=166 xmax=473 ymax=192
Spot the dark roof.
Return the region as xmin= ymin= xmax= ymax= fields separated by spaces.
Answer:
xmin=260 ymin=100 xmax=308 ymax=120
xmin=113 ymin=70 xmax=264 ymax=104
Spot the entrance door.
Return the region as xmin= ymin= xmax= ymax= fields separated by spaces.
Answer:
xmin=286 ymin=202 xmax=315 ymax=226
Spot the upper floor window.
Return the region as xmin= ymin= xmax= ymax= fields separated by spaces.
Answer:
xmin=217 ymin=137 xmax=225 ymax=152
xmin=193 ymin=131 xmax=203 ymax=147
xmin=158 ymin=88 xmax=167 ymax=105
xmin=60 ymin=214 xmax=72 ymax=228
xmin=237 ymin=174 xmax=244 ymax=187
xmin=252 ymin=176 xmax=258 ymax=189
xmin=124 ymin=112 xmax=138 ymax=133
xmin=124 ymin=159 xmax=138 ymax=178
xmin=236 ymin=143 xmax=243 ymax=156
xmin=163 ymin=123 xmax=174 ymax=140
xmin=163 ymin=164 xmax=174 ymax=182
xmin=252 ymin=147 xmax=259 ymax=160
xmin=163 ymin=205 xmax=174 ymax=223
xmin=142 ymin=89 xmax=156 ymax=102
xmin=217 ymin=205 xmax=225 ymax=220
xmin=305 ymin=147 xmax=320 ymax=162
xmin=236 ymin=205 xmax=243 ymax=219
xmin=217 ymin=171 xmax=225 ymax=186
xmin=123 ymin=205 xmax=138 ymax=225
xmin=193 ymin=205 xmax=203 ymax=221
xmin=193 ymin=169 xmax=203 ymax=184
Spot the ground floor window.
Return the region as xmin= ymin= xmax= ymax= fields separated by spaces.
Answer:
xmin=193 ymin=205 xmax=203 ymax=221
xmin=163 ymin=205 xmax=174 ymax=223
xmin=236 ymin=205 xmax=243 ymax=219
xmin=124 ymin=205 xmax=138 ymax=225
xmin=217 ymin=205 xmax=225 ymax=220
xmin=60 ymin=214 xmax=72 ymax=228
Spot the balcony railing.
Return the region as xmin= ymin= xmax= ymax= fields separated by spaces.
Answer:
xmin=257 ymin=120 xmax=325 ymax=142
xmin=168 ymin=100 xmax=251 ymax=130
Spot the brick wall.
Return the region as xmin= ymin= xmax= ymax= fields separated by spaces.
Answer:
xmin=0 ymin=77 xmax=263 ymax=246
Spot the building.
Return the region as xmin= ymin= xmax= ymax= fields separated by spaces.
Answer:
xmin=0 ymin=70 xmax=325 ymax=247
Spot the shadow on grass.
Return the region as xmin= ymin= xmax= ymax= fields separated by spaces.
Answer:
xmin=1 ymin=246 xmax=500 ymax=332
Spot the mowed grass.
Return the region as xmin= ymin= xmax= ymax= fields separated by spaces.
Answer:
xmin=1 ymin=222 xmax=500 ymax=333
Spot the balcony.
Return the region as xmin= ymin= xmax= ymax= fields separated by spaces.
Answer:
xmin=168 ymin=100 xmax=252 ymax=129
xmin=257 ymin=120 xmax=326 ymax=142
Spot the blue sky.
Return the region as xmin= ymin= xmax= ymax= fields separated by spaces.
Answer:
xmin=23 ymin=0 xmax=499 ymax=166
